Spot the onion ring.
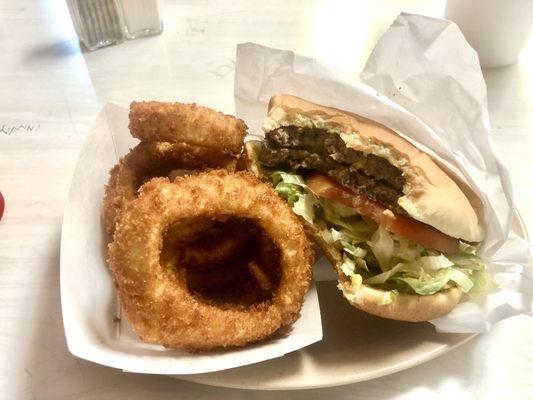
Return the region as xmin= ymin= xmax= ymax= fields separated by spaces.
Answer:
xmin=129 ymin=101 xmax=247 ymax=155
xmin=108 ymin=170 xmax=313 ymax=350
xmin=102 ymin=141 xmax=236 ymax=235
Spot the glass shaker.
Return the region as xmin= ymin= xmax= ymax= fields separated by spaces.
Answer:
xmin=119 ymin=0 xmax=163 ymax=39
xmin=66 ymin=0 xmax=126 ymax=51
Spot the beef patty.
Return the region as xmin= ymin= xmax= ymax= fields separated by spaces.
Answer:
xmin=259 ymin=126 xmax=407 ymax=215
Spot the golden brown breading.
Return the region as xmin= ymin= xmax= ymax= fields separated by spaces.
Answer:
xmin=129 ymin=101 xmax=248 ymax=155
xmin=102 ymin=141 xmax=237 ymax=235
xmin=107 ymin=171 xmax=313 ymax=351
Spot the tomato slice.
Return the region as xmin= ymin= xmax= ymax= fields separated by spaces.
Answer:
xmin=379 ymin=212 xmax=459 ymax=254
xmin=306 ymin=173 xmax=459 ymax=254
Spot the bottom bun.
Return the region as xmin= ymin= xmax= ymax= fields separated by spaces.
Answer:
xmin=338 ymin=282 xmax=462 ymax=322
xmin=244 ymin=141 xmax=463 ymax=322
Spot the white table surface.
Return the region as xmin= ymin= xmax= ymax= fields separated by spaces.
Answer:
xmin=1 ymin=0 xmax=533 ymax=399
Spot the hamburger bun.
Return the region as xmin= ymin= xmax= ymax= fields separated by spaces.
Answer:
xmin=245 ymin=93 xmax=488 ymax=321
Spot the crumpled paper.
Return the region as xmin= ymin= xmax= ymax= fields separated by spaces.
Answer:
xmin=234 ymin=13 xmax=533 ymax=333
xmin=60 ymin=104 xmax=322 ymax=375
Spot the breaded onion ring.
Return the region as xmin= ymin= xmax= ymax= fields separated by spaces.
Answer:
xmin=102 ymin=141 xmax=236 ymax=235
xmin=129 ymin=101 xmax=247 ymax=155
xmin=108 ymin=170 xmax=313 ymax=350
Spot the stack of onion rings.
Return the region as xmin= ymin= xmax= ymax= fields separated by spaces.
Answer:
xmin=103 ymin=101 xmax=313 ymax=351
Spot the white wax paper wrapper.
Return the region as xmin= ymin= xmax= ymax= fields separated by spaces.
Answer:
xmin=60 ymin=104 xmax=322 ymax=375
xmin=234 ymin=14 xmax=533 ymax=333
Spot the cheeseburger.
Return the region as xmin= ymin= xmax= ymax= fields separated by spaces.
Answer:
xmin=246 ymin=94 xmax=489 ymax=321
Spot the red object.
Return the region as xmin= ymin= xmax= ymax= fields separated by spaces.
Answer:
xmin=0 ymin=191 xmax=4 ymax=221
xmin=306 ymin=173 xmax=459 ymax=254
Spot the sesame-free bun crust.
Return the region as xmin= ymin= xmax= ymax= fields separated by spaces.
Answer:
xmin=264 ymin=94 xmax=485 ymax=243
xmin=245 ymin=139 xmax=463 ymax=322
xmin=338 ymin=280 xmax=462 ymax=322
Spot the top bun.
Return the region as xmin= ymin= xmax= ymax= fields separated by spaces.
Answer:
xmin=263 ymin=94 xmax=485 ymax=242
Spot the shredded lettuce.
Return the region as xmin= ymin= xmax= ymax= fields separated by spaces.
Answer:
xmin=339 ymin=255 xmax=356 ymax=277
xmin=365 ymin=262 xmax=407 ymax=285
xmin=449 ymin=252 xmax=485 ymax=270
xmin=331 ymin=228 xmax=351 ymax=243
xmin=340 ymin=241 xmax=367 ymax=258
xmin=273 ymin=171 xmax=317 ymax=223
xmin=406 ymin=254 xmax=454 ymax=271
xmin=391 ymin=268 xmax=453 ymax=295
xmin=394 ymin=236 xmax=424 ymax=262
xmin=449 ymin=268 xmax=474 ymax=292
xmin=368 ymin=227 xmax=394 ymax=269
xmin=354 ymin=257 xmax=369 ymax=272
xmin=321 ymin=200 xmax=374 ymax=239
xmin=364 ymin=253 xmax=471 ymax=295
xmin=275 ymin=182 xmax=303 ymax=204
xmin=292 ymin=193 xmax=316 ymax=224
xmin=319 ymin=228 xmax=334 ymax=245
xmin=272 ymin=171 xmax=307 ymax=187
xmin=267 ymin=169 xmax=490 ymax=297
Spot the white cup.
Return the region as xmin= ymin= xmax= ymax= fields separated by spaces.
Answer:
xmin=445 ymin=0 xmax=533 ymax=68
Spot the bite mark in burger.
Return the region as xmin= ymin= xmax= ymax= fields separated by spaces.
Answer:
xmin=246 ymin=94 xmax=492 ymax=322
